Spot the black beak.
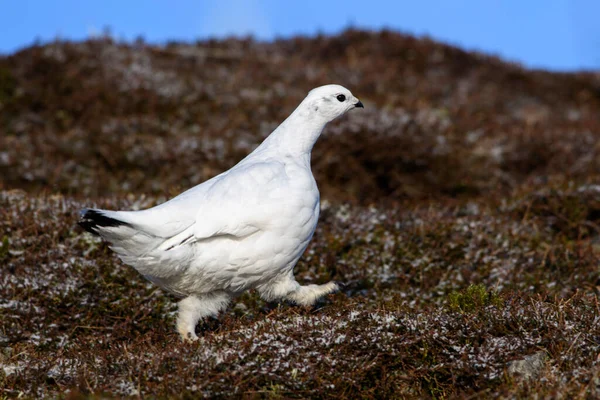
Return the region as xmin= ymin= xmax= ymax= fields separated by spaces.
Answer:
xmin=354 ymin=100 xmax=364 ymax=108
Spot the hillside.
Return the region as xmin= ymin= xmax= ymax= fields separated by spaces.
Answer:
xmin=1 ymin=30 xmax=600 ymax=398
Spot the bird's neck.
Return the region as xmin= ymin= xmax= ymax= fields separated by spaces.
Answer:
xmin=255 ymin=102 xmax=327 ymax=160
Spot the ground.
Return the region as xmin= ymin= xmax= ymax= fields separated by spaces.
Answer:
xmin=1 ymin=30 xmax=600 ymax=398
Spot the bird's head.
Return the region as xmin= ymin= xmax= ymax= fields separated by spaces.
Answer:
xmin=302 ymin=84 xmax=364 ymax=122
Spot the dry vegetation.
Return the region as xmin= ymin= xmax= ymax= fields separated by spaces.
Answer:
xmin=1 ymin=30 xmax=600 ymax=398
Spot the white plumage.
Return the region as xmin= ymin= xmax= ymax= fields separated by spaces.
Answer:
xmin=79 ymin=84 xmax=364 ymax=341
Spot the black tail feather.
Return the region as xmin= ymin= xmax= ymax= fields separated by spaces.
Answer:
xmin=78 ymin=209 xmax=130 ymax=235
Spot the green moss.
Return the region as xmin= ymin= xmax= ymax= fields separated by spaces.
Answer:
xmin=448 ymin=284 xmax=501 ymax=313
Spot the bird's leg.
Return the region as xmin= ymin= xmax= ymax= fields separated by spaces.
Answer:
xmin=285 ymin=282 xmax=340 ymax=306
xmin=176 ymin=291 xmax=230 ymax=342
xmin=258 ymin=273 xmax=339 ymax=306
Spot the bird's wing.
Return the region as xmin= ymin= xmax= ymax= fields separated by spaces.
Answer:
xmin=156 ymin=161 xmax=288 ymax=251
xmin=110 ymin=161 xmax=288 ymax=279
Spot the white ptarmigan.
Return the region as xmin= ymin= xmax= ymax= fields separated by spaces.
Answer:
xmin=79 ymin=84 xmax=364 ymax=341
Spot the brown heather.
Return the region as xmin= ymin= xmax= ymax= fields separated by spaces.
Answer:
xmin=1 ymin=30 xmax=600 ymax=398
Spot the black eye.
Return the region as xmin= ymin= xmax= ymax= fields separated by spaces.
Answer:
xmin=336 ymin=94 xmax=346 ymax=102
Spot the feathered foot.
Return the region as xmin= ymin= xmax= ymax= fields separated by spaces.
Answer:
xmin=176 ymin=292 xmax=231 ymax=342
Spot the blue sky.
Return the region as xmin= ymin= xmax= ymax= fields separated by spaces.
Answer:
xmin=1 ymin=0 xmax=599 ymax=71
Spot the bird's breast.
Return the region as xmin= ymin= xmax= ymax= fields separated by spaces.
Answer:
xmin=179 ymin=162 xmax=321 ymax=294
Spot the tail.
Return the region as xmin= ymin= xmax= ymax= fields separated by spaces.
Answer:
xmin=77 ymin=208 xmax=192 ymax=279
xmin=78 ymin=208 xmax=131 ymax=235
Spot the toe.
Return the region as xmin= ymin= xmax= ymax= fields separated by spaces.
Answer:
xmin=328 ymin=281 xmax=342 ymax=293
xmin=333 ymin=281 xmax=347 ymax=290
